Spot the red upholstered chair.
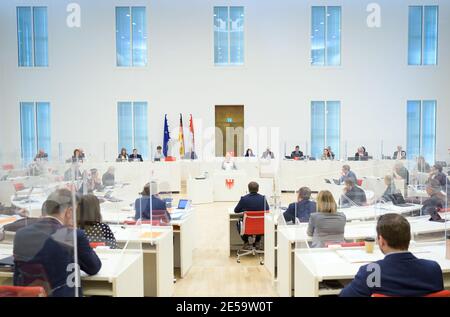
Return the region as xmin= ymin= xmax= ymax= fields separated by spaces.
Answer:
xmin=13 ymin=183 xmax=25 ymax=191
xmin=89 ymin=242 xmax=106 ymax=249
xmin=2 ymin=164 xmax=14 ymax=171
xmin=0 ymin=286 xmax=47 ymax=297
xmin=236 ymin=211 xmax=266 ymax=264
xmin=164 ymin=156 xmax=176 ymax=162
xmin=372 ymin=290 xmax=450 ymax=297
xmin=357 ymin=179 xmax=363 ymax=186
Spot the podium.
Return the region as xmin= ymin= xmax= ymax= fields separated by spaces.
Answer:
xmin=213 ymin=170 xmax=247 ymax=202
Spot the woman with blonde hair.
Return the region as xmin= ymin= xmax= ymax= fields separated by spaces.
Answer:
xmin=307 ymin=190 xmax=346 ymax=248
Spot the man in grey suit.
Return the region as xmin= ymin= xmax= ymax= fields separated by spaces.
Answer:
xmin=340 ymin=179 xmax=367 ymax=207
xmin=338 ymin=165 xmax=357 ymax=185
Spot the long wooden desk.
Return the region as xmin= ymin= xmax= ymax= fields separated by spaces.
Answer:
xmin=294 ymin=241 xmax=450 ymax=297
xmin=0 ymin=245 xmax=144 ymax=297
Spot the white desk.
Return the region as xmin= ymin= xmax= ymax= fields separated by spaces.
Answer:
xmin=104 ymin=208 xmax=196 ymax=280
xmin=187 ymin=177 xmax=214 ymax=204
xmin=294 ymin=241 xmax=450 ymax=297
xmin=279 ymin=160 xmax=398 ymax=192
xmin=110 ymin=225 xmax=174 ymax=297
xmin=213 ymin=171 xmax=247 ymax=202
xmin=277 ymin=217 xmax=448 ymax=297
xmin=0 ymin=245 xmax=144 ymax=297
xmin=340 ymin=204 xmax=421 ymax=221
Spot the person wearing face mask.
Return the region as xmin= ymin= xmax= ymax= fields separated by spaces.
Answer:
xmin=13 ymin=189 xmax=102 ymax=297
xmin=340 ymin=214 xmax=444 ymax=297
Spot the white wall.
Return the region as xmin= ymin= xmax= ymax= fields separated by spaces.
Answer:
xmin=0 ymin=0 xmax=449 ymax=163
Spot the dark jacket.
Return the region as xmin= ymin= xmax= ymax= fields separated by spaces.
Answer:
xmin=234 ymin=193 xmax=269 ymax=213
xmin=381 ymin=184 xmax=398 ymax=202
xmin=290 ymin=151 xmax=304 ymax=159
xmin=340 ymin=252 xmax=443 ymax=297
xmin=102 ymin=172 xmax=115 ymax=186
xmin=283 ymin=200 xmax=316 ymax=223
xmin=393 ymin=150 xmax=406 ymax=160
xmin=432 ymin=172 xmax=449 ymax=189
xmin=13 ymin=217 xmax=102 ymax=297
xmin=421 ymin=193 xmax=445 ymax=216
xmin=340 ymin=186 xmax=367 ymax=207
xmin=134 ymin=195 xmax=171 ymax=222
xmin=129 ymin=154 xmax=143 ymax=162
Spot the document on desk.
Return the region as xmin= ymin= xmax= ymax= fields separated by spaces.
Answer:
xmin=336 ymin=249 xmax=384 ymax=264
xmin=140 ymin=231 xmax=163 ymax=239
xmin=0 ymin=216 xmax=18 ymax=225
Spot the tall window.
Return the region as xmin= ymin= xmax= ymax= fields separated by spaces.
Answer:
xmin=408 ymin=6 xmax=438 ymax=65
xmin=311 ymin=6 xmax=341 ymax=66
xmin=116 ymin=7 xmax=147 ymax=67
xmin=117 ymin=102 xmax=148 ymax=158
xmin=407 ymin=100 xmax=436 ymax=163
xmin=20 ymin=102 xmax=51 ymax=162
xmin=214 ymin=6 xmax=244 ymax=65
xmin=311 ymin=101 xmax=340 ymax=159
xmin=17 ymin=6 xmax=48 ymax=67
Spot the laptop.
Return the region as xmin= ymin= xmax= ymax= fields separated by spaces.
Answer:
xmin=0 ymin=256 xmax=14 ymax=268
xmin=391 ymin=193 xmax=415 ymax=207
xmin=177 ymin=199 xmax=190 ymax=210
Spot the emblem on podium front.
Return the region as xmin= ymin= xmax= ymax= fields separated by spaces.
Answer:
xmin=225 ymin=179 xmax=235 ymax=189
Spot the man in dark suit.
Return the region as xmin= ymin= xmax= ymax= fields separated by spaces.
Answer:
xmin=283 ymin=187 xmax=316 ymax=223
xmin=129 ymin=148 xmax=143 ymax=162
xmin=421 ymin=179 xmax=446 ymax=216
xmin=340 ymin=214 xmax=443 ymax=297
xmin=34 ymin=149 xmax=48 ymax=161
xmin=429 ymin=164 xmax=449 ymax=190
xmin=234 ymin=182 xmax=269 ymax=246
xmin=290 ymin=146 xmax=304 ymax=159
xmin=134 ymin=181 xmax=171 ymax=222
xmin=392 ymin=145 xmax=406 ymax=160
xmin=13 ymin=189 xmax=102 ymax=297
xmin=339 ymin=179 xmax=367 ymax=207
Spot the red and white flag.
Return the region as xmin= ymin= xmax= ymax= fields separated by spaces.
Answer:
xmin=189 ymin=114 xmax=195 ymax=153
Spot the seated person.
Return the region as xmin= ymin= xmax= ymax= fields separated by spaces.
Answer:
xmin=117 ymin=148 xmax=128 ymax=162
xmin=381 ymin=175 xmax=398 ymax=202
xmin=77 ymin=195 xmax=118 ymax=249
xmin=134 ymin=182 xmax=171 ymax=222
xmin=354 ymin=146 xmax=368 ymax=160
xmin=393 ymin=145 xmax=406 ymax=160
xmin=64 ymin=163 xmax=82 ymax=181
xmin=222 ymin=153 xmax=237 ymax=171
xmin=13 ymin=189 xmax=102 ymax=297
xmin=416 ymin=156 xmax=431 ymax=173
xmin=234 ymin=182 xmax=270 ymax=247
xmin=261 ymin=148 xmax=274 ymax=159
xmin=393 ymin=162 xmax=410 ymax=185
xmin=34 ymin=149 xmax=48 ymax=161
xmin=184 ymin=150 xmax=198 ymax=160
xmin=283 ymin=187 xmax=316 ymax=223
xmin=429 ymin=164 xmax=448 ymax=190
xmin=102 ymin=166 xmax=115 ymax=186
xmin=321 ymin=148 xmax=333 ymax=160
xmin=340 ymin=214 xmax=444 ymax=297
xmin=307 ymin=190 xmax=346 ymax=248
xmin=244 ymin=148 xmax=255 ymax=157
xmin=72 ymin=149 xmax=84 ymax=163
xmin=129 ymin=148 xmax=143 ymax=162
xmin=78 ymin=169 xmax=103 ymax=194
xmin=153 ymin=146 xmax=164 ymax=162
xmin=326 ymin=146 xmax=335 ymax=159
xmin=421 ymin=179 xmax=446 ymax=216
xmin=290 ymin=145 xmax=304 ymax=159
xmin=338 ymin=164 xmax=357 ymax=184
xmin=340 ymin=179 xmax=367 ymax=207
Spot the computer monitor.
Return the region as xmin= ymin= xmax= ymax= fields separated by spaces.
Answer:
xmin=177 ymin=199 xmax=190 ymax=210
